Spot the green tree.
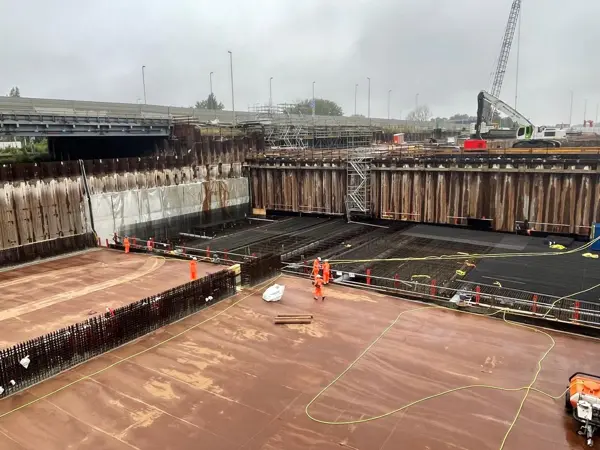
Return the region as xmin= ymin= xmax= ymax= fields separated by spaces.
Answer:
xmin=195 ymin=93 xmax=224 ymax=110
xmin=290 ymin=98 xmax=343 ymax=116
xmin=8 ymin=86 xmax=20 ymax=97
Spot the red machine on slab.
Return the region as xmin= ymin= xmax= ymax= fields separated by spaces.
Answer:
xmin=463 ymin=139 xmax=488 ymax=150
xmin=566 ymin=372 xmax=600 ymax=447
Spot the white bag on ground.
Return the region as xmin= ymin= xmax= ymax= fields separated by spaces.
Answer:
xmin=263 ymin=284 xmax=285 ymax=302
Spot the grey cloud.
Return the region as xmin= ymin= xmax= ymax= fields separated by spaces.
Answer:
xmin=0 ymin=0 xmax=598 ymax=125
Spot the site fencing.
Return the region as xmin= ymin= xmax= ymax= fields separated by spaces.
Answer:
xmin=282 ymin=262 xmax=600 ymax=329
xmin=0 ymin=233 xmax=98 ymax=268
xmin=0 ymin=269 xmax=236 ymax=398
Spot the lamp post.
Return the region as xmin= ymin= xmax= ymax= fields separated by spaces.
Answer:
xmin=141 ymin=65 xmax=147 ymax=105
xmin=228 ymin=51 xmax=235 ymax=126
xmin=312 ymin=81 xmax=316 ymax=118
xmin=269 ymin=76 xmax=273 ymax=111
xmin=367 ymin=77 xmax=371 ymax=120
xmin=209 ymin=71 xmax=214 ymax=111
xmin=569 ymin=90 xmax=574 ymax=126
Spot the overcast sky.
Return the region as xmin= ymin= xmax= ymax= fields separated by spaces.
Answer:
xmin=1 ymin=0 xmax=598 ymax=124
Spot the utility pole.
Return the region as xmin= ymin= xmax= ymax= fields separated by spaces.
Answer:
xmin=141 ymin=65 xmax=147 ymax=105
xmin=228 ymin=51 xmax=235 ymax=126
xmin=367 ymin=77 xmax=371 ymax=120
xmin=312 ymin=81 xmax=315 ymax=118
xmin=569 ymin=90 xmax=574 ymax=126
xmin=387 ymin=89 xmax=392 ymax=120
xmin=354 ymin=84 xmax=358 ymax=116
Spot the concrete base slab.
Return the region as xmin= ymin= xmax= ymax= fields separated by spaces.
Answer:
xmin=0 ymin=248 xmax=219 ymax=348
xmin=0 ymin=276 xmax=598 ymax=448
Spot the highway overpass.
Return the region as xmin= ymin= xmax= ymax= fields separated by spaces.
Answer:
xmin=0 ymin=96 xmax=462 ymax=136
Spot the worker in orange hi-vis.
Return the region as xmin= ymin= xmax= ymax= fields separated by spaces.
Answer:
xmin=322 ymin=259 xmax=331 ymax=285
xmin=190 ymin=257 xmax=198 ymax=281
xmin=313 ymin=274 xmax=325 ymax=301
xmin=123 ymin=236 xmax=130 ymax=254
xmin=311 ymin=257 xmax=322 ymax=279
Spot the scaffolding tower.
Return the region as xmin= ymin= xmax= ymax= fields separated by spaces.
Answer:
xmin=346 ymin=147 xmax=373 ymax=217
xmin=243 ymin=103 xmax=375 ymax=150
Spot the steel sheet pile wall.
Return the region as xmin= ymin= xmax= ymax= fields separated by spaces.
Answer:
xmin=0 ymin=269 xmax=236 ymax=398
xmin=251 ymin=163 xmax=346 ymax=214
xmin=0 ymin=176 xmax=89 ymax=249
xmin=373 ymin=169 xmax=598 ymax=234
xmin=0 ymin=233 xmax=97 ymax=266
xmin=251 ymin=161 xmax=599 ymax=234
xmin=0 ymin=140 xmax=253 ymax=253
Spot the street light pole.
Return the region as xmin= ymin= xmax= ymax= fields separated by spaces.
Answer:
xmin=269 ymin=76 xmax=273 ymax=111
xmin=354 ymin=84 xmax=358 ymax=116
xmin=209 ymin=71 xmax=214 ymax=111
xmin=367 ymin=77 xmax=371 ymax=120
xmin=569 ymin=90 xmax=574 ymax=126
xmin=312 ymin=81 xmax=315 ymax=118
xmin=387 ymin=89 xmax=392 ymax=120
xmin=228 ymin=51 xmax=235 ymax=126
xmin=142 ymin=65 xmax=147 ymax=105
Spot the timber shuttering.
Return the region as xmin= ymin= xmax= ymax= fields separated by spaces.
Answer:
xmin=250 ymin=162 xmax=600 ymax=235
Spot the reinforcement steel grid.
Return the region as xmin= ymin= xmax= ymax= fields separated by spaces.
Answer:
xmin=230 ymin=219 xmax=355 ymax=257
xmin=330 ymin=233 xmax=493 ymax=285
xmin=182 ymin=217 xmax=328 ymax=254
xmin=0 ymin=269 xmax=237 ymax=398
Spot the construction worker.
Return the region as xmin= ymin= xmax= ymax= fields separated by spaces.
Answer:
xmin=322 ymin=259 xmax=331 ymax=285
xmin=190 ymin=257 xmax=198 ymax=281
xmin=123 ymin=236 xmax=130 ymax=254
xmin=311 ymin=257 xmax=322 ymax=279
xmin=313 ymin=274 xmax=325 ymax=301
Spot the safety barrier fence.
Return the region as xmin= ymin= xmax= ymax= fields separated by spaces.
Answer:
xmin=282 ymin=262 xmax=600 ymax=329
xmin=0 ymin=233 xmax=97 ymax=268
xmin=106 ymin=236 xmax=258 ymax=266
xmin=0 ymin=252 xmax=283 ymax=398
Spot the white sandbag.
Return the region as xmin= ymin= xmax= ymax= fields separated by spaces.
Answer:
xmin=263 ymin=284 xmax=285 ymax=302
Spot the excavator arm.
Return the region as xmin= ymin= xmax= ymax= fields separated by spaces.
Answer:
xmin=474 ymin=91 xmax=486 ymax=140
xmin=474 ymin=90 xmax=535 ymax=140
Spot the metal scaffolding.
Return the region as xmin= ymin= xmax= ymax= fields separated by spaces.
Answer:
xmin=346 ymin=147 xmax=373 ymax=216
xmin=242 ymin=103 xmax=374 ymax=150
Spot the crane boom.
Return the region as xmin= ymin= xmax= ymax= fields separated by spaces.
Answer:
xmin=487 ymin=0 xmax=521 ymax=121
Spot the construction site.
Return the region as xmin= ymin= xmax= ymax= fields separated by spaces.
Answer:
xmin=2 ymin=1 xmax=600 ymax=449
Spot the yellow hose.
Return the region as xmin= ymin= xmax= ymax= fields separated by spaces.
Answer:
xmin=329 ymin=236 xmax=599 ymax=265
xmin=305 ymin=279 xmax=600 ymax=449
